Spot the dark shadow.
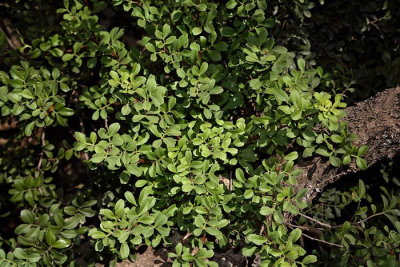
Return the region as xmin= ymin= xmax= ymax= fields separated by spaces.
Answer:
xmin=276 ymin=0 xmax=400 ymax=101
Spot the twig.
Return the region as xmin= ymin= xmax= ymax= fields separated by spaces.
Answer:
xmin=286 ymin=222 xmax=311 ymax=231
xmin=300 ymin=210 xmax=387 ymax=232
xmin=301 ymin=232 xmax=344 ymax=248
xmin=229 ymin=170 xmax=233 ymax=191
xmin=328 ymin=211 xmax=387 ymax=229
xmin=286 ymin=222 xmax=325 ymax=242
xmin=299 ymin=213 xmax=333 ymax=229
xmin=36 ymin=128 xmax=46 ymax=175
xmin=353 ymin=212 xmax=385 ymax=226
xmin=259 ymin=224 xmax=265 ymax=235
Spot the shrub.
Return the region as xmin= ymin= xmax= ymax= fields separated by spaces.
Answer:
xmin=0 ymin=0 xmax=398 ymax=266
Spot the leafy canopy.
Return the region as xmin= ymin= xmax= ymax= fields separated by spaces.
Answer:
xmin=1 ymin=0 xmax=396 ymax=266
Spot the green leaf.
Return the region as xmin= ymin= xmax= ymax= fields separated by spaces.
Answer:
xmin=62 ymin=53 xmax=74 ymax=61
xmin=14 ymin=248 xmax=28 ymax=260
xmin=235 ymin=168 xmax=245 ymax=183
xmin=302 ymin=255 xmax=318 ymax=264
xmin=147 ymin=75 xmax=164 ymax=106
xmin=315 ymin=148 xmax=331 ymax=157
xmin=242 ymin=246 xmax=257 ymax=257
xmin=266 ymin=87 xmax=289 ymax=103
xmin=139 ymin=216 xmax=155 ymax=225
xmin=260 ymin=206 xmax=274 ymax=215
xmin=329 ymin=156 xmax=341 ymax=167
xmin=204 ymin=227 xmax=223 ymax=240
xmin=302 ymin=147 xmax=315 ymax=158
xmin=208 ymin=50 xmax=221 ymax=61
xmin=175 ymin=243 xmax=183 ymax=255
xmin=120 ymin=242 xmax=130 ymax=259
xmin=145 ymin=43 xmax=155 ymax=52
xmin=342 ymin=155 xmax=351 ymax=165
xmin=285 ymin=151 xmax=298 ymax=161
xmin=163 ymin=24 xmax=171 ymax=37
xmin=64 ymin=216 xmax=81 ymax=229
xmin=226 ymin=0 xmax=237 ymax=9
xmin=356 ymin=157 xmax=367 ymax=170
xmin=126 ymin=164 xmax=142 ymax=176
xmin=297 ymin=58 xmax=305 ymax=72
xmin=288 ymin=228 xmax=302 ymax=242
xmin=121 ymin=104 xmax=131 ymax=115
xmin=20 ymin=209 xmax=34 ymax=224
xmin=135 ymin=180 xmax=148 ymax=187
xmin=114 ymin=199 xmax=125 ymax=218
xmin=244 ymin=189 xmax=254 ymax=199
xmin=192 ymin=27 xmax=202 ymax=36
xmin=358 ymin=179 xmax=366 ymax=198
xmin=124 ymin=192 xmax=137 ymax=205
xmin=20 ymin=89 xmax=35 ymax=99
xmin=357 ymin=145 xmax=369 ymax=157
xmin=24 ymin=121 xmax=35 ymax=136
xmin=249 ymin=79 xmax=262 ymax=89
xmin=58 ymin=107 xmax=74 ymax=116
xmin=199 ymin=62 xmax=208 ymax=75
xmin=221 ymin=27 xmax=235 ymax=37
xmin=50 ymin=48 xmax=64 ymax=57
xmin=108 ymin=122 xmax=120 ymax=135
xmin=247 ymin=234 xmax=267 ymax=245
xmin=331 ymin=134 xmax=342 ymax=143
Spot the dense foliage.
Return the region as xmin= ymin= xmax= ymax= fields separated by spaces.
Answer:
xmin=0 ymin=0 xmax=399 ymax=266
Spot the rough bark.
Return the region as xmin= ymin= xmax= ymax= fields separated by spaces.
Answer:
xmin=296 ymin=86 xmax=400 ymax=200
xmin=0 ymin=18 xmax=22 ymax=49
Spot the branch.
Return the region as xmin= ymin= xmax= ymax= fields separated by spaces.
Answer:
xmin=286 ymin=222 xmax=343 ymax=248
xmin=36 ymin=128 xmax=46 ymax=175
xmin=299 ymin=213 xmax=333 ymax=229
xmin=1 ymin=18 xmax=22 ymax=49
xmin=300 ymin=211 xmax=388 ymax=231
xmin=296 ymin=87 xmax=400 ymax=201
xmin=301 ymin=232 xmax=344 ymax=248
xmin=353 ymin=211 xmax=385 ymax=225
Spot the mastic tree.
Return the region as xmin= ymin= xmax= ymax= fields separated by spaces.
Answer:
xmin=0 ymin=0 xmax=399 ymax=266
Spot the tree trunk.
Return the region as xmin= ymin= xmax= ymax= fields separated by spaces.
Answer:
xmin=296 ymin=86 xmax=400 ymax=200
